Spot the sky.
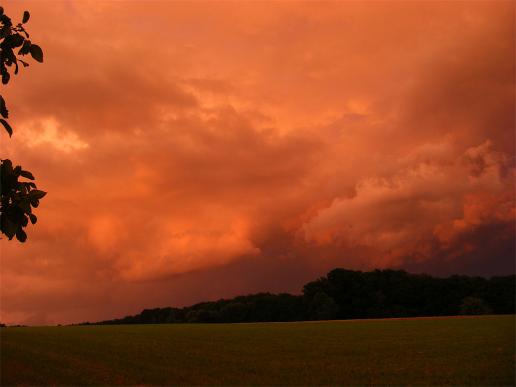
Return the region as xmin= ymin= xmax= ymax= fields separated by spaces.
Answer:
xmin=0 ymin=1 xmax=514 ymax=326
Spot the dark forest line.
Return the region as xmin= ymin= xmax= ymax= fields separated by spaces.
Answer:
xmin=83 ymin=269 xmax=515 ymax=325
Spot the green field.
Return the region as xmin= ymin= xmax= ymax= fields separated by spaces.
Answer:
xmin=1 ymin=315 xmax=514 ymax=385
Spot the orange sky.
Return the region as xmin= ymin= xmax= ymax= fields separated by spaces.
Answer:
xmin=1 ymin=1 xmax=514 ymax=325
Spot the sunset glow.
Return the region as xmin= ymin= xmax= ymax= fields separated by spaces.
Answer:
xmin=0 ymin=1 xmax=514 ymax=325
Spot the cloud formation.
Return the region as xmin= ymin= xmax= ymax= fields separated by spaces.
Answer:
xmin=0 ymin=1 xmax=514 ymax=325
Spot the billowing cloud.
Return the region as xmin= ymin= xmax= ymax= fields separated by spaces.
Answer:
xmin=0 ymin=1 xmax=514 ymax=325
xmin=303 ymin=141 xmax=513 ymax=267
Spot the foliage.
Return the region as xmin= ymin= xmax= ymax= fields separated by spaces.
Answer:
xmin=460 ymin=296 xmax=492 ymax=315
xmin=308 ymin=291 xmax=339 ymax=320
xmin=0 ymin=159 xmax=45 ymax=242
xmin=0 ymin=7 xmax=45 ymax=242
xmin=302 ymin=269 xmax=514 ymax=319
xmin=90 ymin=269 xmax=515 ymax=325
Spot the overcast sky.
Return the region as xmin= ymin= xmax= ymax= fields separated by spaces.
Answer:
xmin=1 ymin=1 xmax=514 ymax=325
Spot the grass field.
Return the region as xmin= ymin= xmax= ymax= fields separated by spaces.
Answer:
xmin=1 ymin=315 xmax=514 ymax=385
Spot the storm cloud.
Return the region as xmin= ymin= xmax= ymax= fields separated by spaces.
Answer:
xmin=1 ymin=1 xmax=514 ymax=325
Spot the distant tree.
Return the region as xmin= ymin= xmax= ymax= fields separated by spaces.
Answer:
xmin=0 ymin=7 xmax=46 ymax=242
xmin=188 ymin=309 xmax=207 ymax=323
xmin=199 ymin=309 xmax=221 ymax=323
xmin=139 ymin=309 xmax=159 ymax=323
xmin=220 ymin=302 xmax=248 ymax=323
xmin=84 ymin=270 xmax=515 ymax=326
xmin=485 ymin=276 xmax=516 ymax=314
xmin=309 ymin=291 xmax=339 ymax=320
xmin=460 ymin=297 xmax=491 ymax=315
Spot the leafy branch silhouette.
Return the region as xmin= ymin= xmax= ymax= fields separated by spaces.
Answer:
xmin=0 ymin=7 xmax=46 ymax=242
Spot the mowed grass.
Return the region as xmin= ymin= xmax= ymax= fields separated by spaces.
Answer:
xmin=1 ymin=315 xmax=514 ymax=386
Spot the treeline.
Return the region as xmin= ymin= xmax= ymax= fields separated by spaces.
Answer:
xmin=85 ymin=269 xmax=515 ymax=325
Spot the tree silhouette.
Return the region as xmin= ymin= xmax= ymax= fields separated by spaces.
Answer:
xmin=0 ymin=7 xmax=46 ymax=242
xmin=460 ymin=296 xmax=491 ymax=315
xmin=308 ymin=291 xmax=339 ymax=320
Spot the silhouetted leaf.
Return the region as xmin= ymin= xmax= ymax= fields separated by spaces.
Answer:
xmin=28 ymin=213 xmax=37 ymax=224
xmin=29 ymin=44 xmax=43 ymax=62
xmin=0 ymin=95 xmax=8 ymax=118
xmin=18 ymin=40 xmax=31 ymax=55
xmin=8 ymin=33 xmax=24 ymax=47
xmin=2 ymin=71 xmax=10 ymax=84
xmin=20 ymin=170 xmax=34 ymax=180
xmin=22 ymin=11 xmax=30 ymax=23
xmin=15 ymin=228 xmax=27 ymax=242
xmin=29 ymin=189 xmax=46 ymax=200
xmin=3 ymin=219 xmax=16 ymax=239
xmin=0 ymin=118 xmax=13 ymax=136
